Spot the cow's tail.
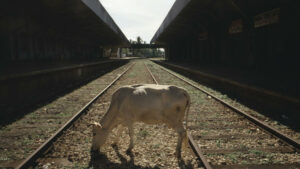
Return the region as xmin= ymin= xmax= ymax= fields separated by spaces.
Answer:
xmin=183 ymin=91 xmax=191 ymax=149
xmin=184 ymin=91 xmax=191 ymax=130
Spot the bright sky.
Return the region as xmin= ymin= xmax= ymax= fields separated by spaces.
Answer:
xmin=99 ymin=0 xmax=175 ymax=43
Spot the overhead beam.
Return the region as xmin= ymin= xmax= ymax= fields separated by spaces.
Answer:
xmin=130 ymin=44 xmax=165 ymax=49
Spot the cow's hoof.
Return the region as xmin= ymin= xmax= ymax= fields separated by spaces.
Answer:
xmin=111 ymin=143 xmax=117 ymax=148
xmin=90 ymin=149 xmax=99 ymax=154
xmin=126 ymin=149 xmax=132 ymax=155
xmin=175 ymin=152 xmax=181 ymax=159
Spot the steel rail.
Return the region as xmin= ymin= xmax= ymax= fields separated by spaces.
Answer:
xmin=144 ymin=63 xmax=158 ymax=84
xmin=154 ymin=62 xmax=300 ymax=151
xmin=16 ymin=63 xmax=135 ymax=169
xmin=144 ymin=63 xmax=213 ymax=169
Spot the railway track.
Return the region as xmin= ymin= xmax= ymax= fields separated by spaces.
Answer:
xmin=16 ymin=64 xmax=135 ymax=169
xmin=146 ymin=61 xmax=300 ymax=169
xmin=153 ymin=61 xmax=300 ymax=138
xmin=144 ymin=63 xmax=212 ymax=169
xmin=17 ymin=60 xmax=201 ymax=169
xmin=0 ymin=62 xmax=131 ymax=168
xmin=14 ymin=59 xmax=300 ymax=168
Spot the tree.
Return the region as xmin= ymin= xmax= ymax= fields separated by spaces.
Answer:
xmin=127 ymin=36 xmax=165 ymax=58
xmin=137 ymin=36 xmax=142 ymax=44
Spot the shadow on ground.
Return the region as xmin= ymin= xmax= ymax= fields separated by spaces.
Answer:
xmin=88 ymin=145 xmax=194 ymax=169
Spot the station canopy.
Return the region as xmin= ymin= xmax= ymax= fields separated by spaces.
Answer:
xmin=151 ymin=0 xmax=281 ymax=44
xmin=1 ymin=0 xmax=129 ymax=46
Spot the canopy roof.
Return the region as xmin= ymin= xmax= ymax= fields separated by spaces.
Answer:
xmin=1 ymin=0 xmax=129 ymax=46
xmin=151 ymin=0 xmax=281 ymax=44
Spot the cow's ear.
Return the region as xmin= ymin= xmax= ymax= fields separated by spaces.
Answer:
xmin=91 ymin=122 xmax=102 ymax=128
xmin=88 ymin=122 xmax=102 ymax=128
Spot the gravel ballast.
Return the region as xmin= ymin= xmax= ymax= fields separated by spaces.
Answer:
xmin=36 ymin=60 xmax=202 ymax=169
xmin=0 ymin=63 xmax=130 ymax=168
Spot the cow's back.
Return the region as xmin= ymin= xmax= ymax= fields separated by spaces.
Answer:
xmin=116 ymin=84 xmax=188 ymax=124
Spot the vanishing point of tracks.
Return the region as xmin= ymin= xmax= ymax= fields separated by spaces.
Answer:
xmin=17 ymin=60 xmax=299 ymax=169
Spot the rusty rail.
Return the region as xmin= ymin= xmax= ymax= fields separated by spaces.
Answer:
xmin=16 ymin=63 xmax=135 ymax=169
xmin=144 ymin=63 xmax=213 ymax=169
xmin=155 ymin=62 xmax=300 ymax=151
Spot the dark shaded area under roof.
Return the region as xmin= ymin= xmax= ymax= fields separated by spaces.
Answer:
xmin=82 ymin=0 xmax=129 ymax=46
xmin=151 ymin=0 xmax=285 ymax=44
xmin=0 ymin=0 xmax=129 ymax=46
xmin=150 ymin=0 xmax=300 ymax=130
xmin=151 ymin=0 xmax=192 ymax=44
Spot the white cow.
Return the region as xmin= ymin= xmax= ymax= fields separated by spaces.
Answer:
xmin=91 ymin=84 xmax=190 ymax=157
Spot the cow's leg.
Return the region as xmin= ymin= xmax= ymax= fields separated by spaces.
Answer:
xmin=112 ymin=125 xmax=125 ymax=145
xmin=127 ymin=123 xmax=134 ymax=153
xmin=175 ymin=125 xmax=186 ymax=158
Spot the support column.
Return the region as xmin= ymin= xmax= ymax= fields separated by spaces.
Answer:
xmin=280 ymin=0 xmax=299 ymax=71
xmin=243 ymin=17 xmax=255 ymax=68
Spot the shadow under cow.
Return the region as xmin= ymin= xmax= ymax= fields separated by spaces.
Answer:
xmin=88 ymin=144 xmax=194 ymax=169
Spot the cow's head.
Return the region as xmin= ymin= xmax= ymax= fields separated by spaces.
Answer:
xmin=90 ymin=122 xmax=108 ymax=151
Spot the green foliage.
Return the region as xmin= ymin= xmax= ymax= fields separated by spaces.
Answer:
xmin=126 ymin=37 xmax=164 ymax=58
xmin=137 ymin=129 xmax=149 ymax=139
xmin=216 ymin=139 xmax=222 ymax=148
xmin=227 ymin=153 xmax=238 ymax=163
xmin=249 ymin=149 xmax=264 ymax=156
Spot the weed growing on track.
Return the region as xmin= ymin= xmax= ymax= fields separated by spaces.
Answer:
xmin=249 ymin=149 xmax=264 ymax=156
xmin=226 ymin=153 xmax=238 ymax=163
xmin=137 ymin=129 xmax=149 ymax=139
xmin=216 ymin=139 xmax=222 ymax=148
